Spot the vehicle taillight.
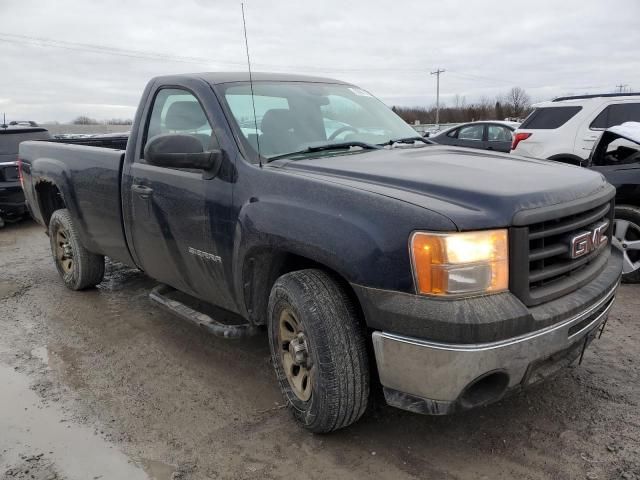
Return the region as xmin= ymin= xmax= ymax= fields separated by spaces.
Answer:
xmin=511 ymin=132 xmax=532 ymax=151
xmin=17 ymin=157 xmax=24 ymax=189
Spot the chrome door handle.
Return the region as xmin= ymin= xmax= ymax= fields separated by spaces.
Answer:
xmin=132 ymin=184 xmax=153 ymax=199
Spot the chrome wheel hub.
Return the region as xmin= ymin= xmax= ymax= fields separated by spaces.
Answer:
xmin=278 ymin=308 xmax=314 ymax=401
xmin=289 ymin=332 xmax=310 ymax=367
xmin=55 ymin=229 xmax=74 ymax=273
xmin=614 ymin=219 xmax=640 ymax=274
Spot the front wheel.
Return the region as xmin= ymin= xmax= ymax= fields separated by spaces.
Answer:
xmin=268 ymin=269 xmax=370 ymax=433
xmin=613 ymin=205 xmax=640 ymax=283
xmin=49 ymin=209 xmax=105 ymax=290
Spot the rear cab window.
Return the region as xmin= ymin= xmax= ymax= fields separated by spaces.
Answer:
xmin=519 ymin=106 xmax=582 ymax=129
xmin=590 ymin=103 xmax=640 ymax=130
xmin=0 ymin=129 xmax=50 ymax=157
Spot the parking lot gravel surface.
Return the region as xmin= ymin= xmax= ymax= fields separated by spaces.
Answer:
xmin=1 ymin=220 xmax=638 ymax=480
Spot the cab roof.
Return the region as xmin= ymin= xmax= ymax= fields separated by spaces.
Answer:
xmin=155 ymin=71 xmax=351 ymax=86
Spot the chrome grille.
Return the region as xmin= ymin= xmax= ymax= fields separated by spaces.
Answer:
xmin=510 ymin=198 xmax=615 ymax=306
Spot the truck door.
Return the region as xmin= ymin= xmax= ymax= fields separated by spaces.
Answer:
xmin=123 ymin=85 xmax=238 ymax=312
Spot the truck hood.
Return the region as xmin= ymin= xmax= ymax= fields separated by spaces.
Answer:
xmin=277 ymin=145 xmax=610 ymax=230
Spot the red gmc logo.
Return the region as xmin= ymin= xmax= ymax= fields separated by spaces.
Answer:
xmin=569 ymin=220 xmax=609 ymax=259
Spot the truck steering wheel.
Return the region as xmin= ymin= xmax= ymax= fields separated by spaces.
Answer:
xmin=328 ymin=126 xmax=359 ymax=140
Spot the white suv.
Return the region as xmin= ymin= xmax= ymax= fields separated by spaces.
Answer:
xmin=511 ymin=93 xmax=640 ymax=164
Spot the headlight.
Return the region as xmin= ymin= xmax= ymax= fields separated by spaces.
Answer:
xmin=410 ymin=230 xmax=508 ymax=296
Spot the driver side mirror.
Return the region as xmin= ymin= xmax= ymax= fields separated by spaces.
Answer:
xmin=144 ymin=134 xmax=223 ymax=179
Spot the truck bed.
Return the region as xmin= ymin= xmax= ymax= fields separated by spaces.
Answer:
xmin=47 ymin=134 xmax=128 ymax=150
xmin=19 ymin=140 xmax=134 ymax=266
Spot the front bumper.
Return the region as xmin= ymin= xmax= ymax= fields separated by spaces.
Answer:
xmin=366 ymin=248 xmax=622 ymax=415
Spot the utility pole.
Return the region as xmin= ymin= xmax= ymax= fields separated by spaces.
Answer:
xmin=431 ymin=68 xmax=445 ymax=126
xmin=616 ymin=84 xmax=629 ymax=93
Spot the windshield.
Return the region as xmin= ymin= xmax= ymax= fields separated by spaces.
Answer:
xmin=221 ymin=81 xmax=420 ymax=160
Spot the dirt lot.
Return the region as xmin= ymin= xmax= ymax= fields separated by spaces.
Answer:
xmin=0 ymin=220 xmax=638 ymax=480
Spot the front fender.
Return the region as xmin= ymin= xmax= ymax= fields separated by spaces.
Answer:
xmin=231 ymin=170 xmax=457 ymax=318
xmin=235 ymin=195 xmax=391 ymax=286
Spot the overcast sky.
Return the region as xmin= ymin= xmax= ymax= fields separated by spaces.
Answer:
xmin=1 ymin=0 xmax=639 ymax=123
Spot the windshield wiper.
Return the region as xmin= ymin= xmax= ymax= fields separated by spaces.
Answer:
xmin=266 ymin=141 xmax=381 ymax=162
xmin=379 ymin=136 xmax=433 ymax=147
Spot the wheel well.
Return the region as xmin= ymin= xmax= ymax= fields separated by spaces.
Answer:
xmin=615 ymin=187 xmax=640 ymax=208
xmin=35 ymin=181 xmax=65 ymax=226
xmin=243 ymin=250 xmax=364 ymax=326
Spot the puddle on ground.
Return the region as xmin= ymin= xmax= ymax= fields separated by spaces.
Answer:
xmin=0 ymin=362 xmax=151 ymax=480
xmin=31 ymin=345 xmax=49 ymax=365
xmin=28 ymin=343 xmax=89 ymax=390
xmin=139 ymin=458 xmax=177 ymax=480
xmin=0 ymin=279 xmax=22 ymax=299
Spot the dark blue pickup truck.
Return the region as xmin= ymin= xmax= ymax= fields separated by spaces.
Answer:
xmin=19 ymin=73 xmax=622 ymax=432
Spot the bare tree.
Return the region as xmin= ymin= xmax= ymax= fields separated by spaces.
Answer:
xmin=72 ymin=116 xmax=99 ymax=125
xmin=391 ymin=87 xmax=533 ymax=125
xmin=104 ymin=118 xmax=133 ymax=125
xmin=503 ymin=87 xmax=531 ymax=119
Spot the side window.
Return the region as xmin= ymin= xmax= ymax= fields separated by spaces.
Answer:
xmin=144 ymin=88 xmax=213 ymax=157
xmin=487 ymin=125 xmax=512 ymax=142
xmin=590 ymin=103 xmax=640 ymax=130
xmin=447 ymin=128 xmax=459 ymax=138
xmin=458 ymin=124 xmax=484 ymax=141
xmin=520 ymin=106 xmax=582 ymax=129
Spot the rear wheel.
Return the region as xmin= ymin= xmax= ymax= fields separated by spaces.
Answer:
xmin=49 ymin=209 xmax=105 ymax=290
xmin=268 ymin=269 xmax=369 ymax=433
xmin=613 ymin=205 xmax=640 ymax=283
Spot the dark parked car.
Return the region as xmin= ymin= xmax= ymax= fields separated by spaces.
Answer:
xmin=0 ymin=121 xmax=50 ymax=227
xmin=585 ymin=121 xmax=640 ymax=282
xmin=19 ymin=72 xmax=621 ymax=432
xmin=430 ymin=121 xmax=520 ymax=152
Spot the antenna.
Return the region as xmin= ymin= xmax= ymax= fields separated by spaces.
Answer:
xmin=241 ymin=3 xmax=261 ymax=166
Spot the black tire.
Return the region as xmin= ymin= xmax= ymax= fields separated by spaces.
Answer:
xmin=614 ymin=205 xmax=640 ymax=283
xmin=48 ymin=209 xmax=105 ymax=290
xmin=268 ymin=269 xmax=370 ymax=433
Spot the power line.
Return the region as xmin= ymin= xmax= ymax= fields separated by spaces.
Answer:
xmin=0 ymin=32 xmax=533 ymax=79
xmin=0 ymin=32 xmax=421 ymax=73
xmin=447 ymin=70 xmax=519 ymax=86
xmin=0 ymin=32 xmax=243 ymax=67
xmin=0 ymin=31 xmax=628 ymax=100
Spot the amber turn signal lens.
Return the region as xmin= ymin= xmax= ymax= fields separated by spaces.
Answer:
xmin=411 ymin=230 xmax=508 ymax=296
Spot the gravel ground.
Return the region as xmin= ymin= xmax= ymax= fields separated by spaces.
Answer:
xmin=1 ymin=219 xmax=638 ymax=480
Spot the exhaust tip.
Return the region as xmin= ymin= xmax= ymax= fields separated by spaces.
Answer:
xmin=459 ymin=371 xmax=510 ymax=409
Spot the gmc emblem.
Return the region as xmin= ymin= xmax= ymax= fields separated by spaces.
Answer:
xmin=569 ymin=220 xmax=609 ymax=259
